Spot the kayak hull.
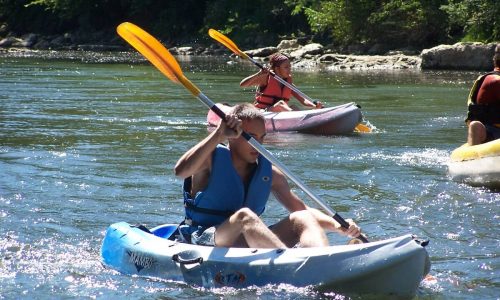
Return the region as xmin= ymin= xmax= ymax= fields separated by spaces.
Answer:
xmin=101 ymin=222 xmax=430 ymax=297
xmin=448 ymin=139 xmax=500 ymax=188
xmin=207 ymin=102 xmax=363 ymax=135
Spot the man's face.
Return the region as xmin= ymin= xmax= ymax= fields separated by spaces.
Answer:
xmin=230 ymin=118 xmax=266 ymax=163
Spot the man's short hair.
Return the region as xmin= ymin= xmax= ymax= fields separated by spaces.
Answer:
xmin=230 ymin=103 xmax=265 ymax=122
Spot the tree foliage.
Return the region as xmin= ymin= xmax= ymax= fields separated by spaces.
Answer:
xmin=287 ymin=0 xmax=377 ymax=44
xmin=441 ymin=0 xmax=500 ymax=42
xmin=287 ymin=0 xmax=452 ymax=49
xmin=0 ymin=0 xmax=498 ymax=50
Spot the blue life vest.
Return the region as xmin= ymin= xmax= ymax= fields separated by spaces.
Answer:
xmin=183 ymin=144 xmax=272 ymax=227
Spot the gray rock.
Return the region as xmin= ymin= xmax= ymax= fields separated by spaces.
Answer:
xmin=421 ymin=42 xmax=497 ymax=70
xmin=0 ymin=35 xmax=38 ymax=48
xmin=289 ymin=43 xmax=324 ymax=59
xmin=20 ymin=33 xmax=38 ymax=47
xmin=318 ymin=54 xmax=347 ymax=63
xmin=244 ymin=47 xmax=278 ymax=58
xmin=0 ymin=37 xmax=17 ymax=47
xmin=177 ymin=46 xmax=194 ymax=55
xmin=316 ymin=54 xmax=421 ymax=71
xmin=277 ymin=39 xmax=300 ymax=50
xmin=293 ymin=58 xmax=319 ymax=69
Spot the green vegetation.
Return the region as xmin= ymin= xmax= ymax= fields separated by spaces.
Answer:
xmin=0 ymin=0 xmax=498 ymax=50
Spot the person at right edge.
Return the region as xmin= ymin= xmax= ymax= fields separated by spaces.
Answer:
xmin=466 ymin=44 xmax=500 ymax=146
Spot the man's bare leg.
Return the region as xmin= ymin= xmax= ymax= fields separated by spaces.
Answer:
xmin=272 ymin=210 xmax=328 ymax=248
xmin=468 ymin=121 xmax=487 ymax=145
xmin=215 ymin=208 xmax=286 ymax=248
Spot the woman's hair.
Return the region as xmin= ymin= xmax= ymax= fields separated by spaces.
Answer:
xmin=269 ymin=53 xmax=290 ymax=68
xmin=230 ymin=103 xmax=264 ymax=122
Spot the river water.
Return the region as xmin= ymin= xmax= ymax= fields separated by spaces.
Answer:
xmin=0 ymin=54 xmax=498 ymax=299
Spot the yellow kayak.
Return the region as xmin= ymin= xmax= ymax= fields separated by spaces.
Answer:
xmin=448 ymin=139 xmax=500 ymax=188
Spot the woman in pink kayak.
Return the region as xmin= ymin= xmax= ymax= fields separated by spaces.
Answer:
xmin=240 ymin=53 xmax=323 ymax=112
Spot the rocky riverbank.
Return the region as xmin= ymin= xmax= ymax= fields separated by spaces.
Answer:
xmin=0 ymin=32 xmax=497 ymax=71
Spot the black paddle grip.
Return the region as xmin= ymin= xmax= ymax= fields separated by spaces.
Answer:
xmin=333 ymin=213 xmax=369 ymax=243
xmin=211 ymin=104 xmax=227 ymax=120
xmin=210 ymin=104 xmax=253 ymax=142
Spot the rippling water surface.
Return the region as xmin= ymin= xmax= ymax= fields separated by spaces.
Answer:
xmin=1 ymin=54 xmax=498 ymax=299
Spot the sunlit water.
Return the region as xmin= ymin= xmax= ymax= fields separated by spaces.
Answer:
xmin=1 ymin=54 xmax=498 ymax=299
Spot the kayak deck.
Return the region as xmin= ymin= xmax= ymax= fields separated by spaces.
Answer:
xmin=101 ymin=222 xmax=430 ymax=297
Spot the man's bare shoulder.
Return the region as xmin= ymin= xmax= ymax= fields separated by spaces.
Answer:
xmin=271 ymin=165 xmax=285 ymax=177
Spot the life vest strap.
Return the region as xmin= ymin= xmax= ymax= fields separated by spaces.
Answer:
xmin=467 ymin=103 xmax=500 ymax=124
xmin=255 ymin=94 xmax=289 ymax=108
xmin=183 ymin=176 xmax=236 ymax=218
xmin=184 ymin=201 xmax=235 ymax=218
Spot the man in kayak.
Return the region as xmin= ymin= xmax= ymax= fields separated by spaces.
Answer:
xmin=174 ymin=103 xmax=360 ymax=248
xmin=466 ymin=44 xmax=500 ymax=145
xmin=240 ymin=53 xmax=323 ymax=112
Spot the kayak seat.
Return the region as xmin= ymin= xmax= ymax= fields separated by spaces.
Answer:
xmin=151 ymin=224 xmax=179 ymax=240
xmin=131 ymin=223 xmax=151 ymax=233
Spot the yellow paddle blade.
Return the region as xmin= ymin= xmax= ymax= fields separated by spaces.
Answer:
xmin=117 ymin=22 xmax=200 ymax=96
xmin=208 ymin=29 xmax=249 ymax=59
xmin=117 ymin=22 xmax=182 ymax=83
xmin=354 ymin=123 xmax=372 ymax=133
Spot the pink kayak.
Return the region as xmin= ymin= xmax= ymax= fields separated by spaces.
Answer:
xmin=207 ymin=102 xmax=363 ymax=135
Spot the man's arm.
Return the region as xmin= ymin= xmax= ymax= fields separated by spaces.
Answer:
xmin=306 ymin=207 xmax=361 ymax=238
xmin=174 ymin=115 xmax=241 ymax=178
xmin=271 ymin=166 xmax=361 ymax=238
xmin=271 ymin=166 xmax=308 ymax=211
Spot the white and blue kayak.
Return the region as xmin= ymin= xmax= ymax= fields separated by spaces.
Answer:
xmin=101 ymin=222 xmax=430 ymax=297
